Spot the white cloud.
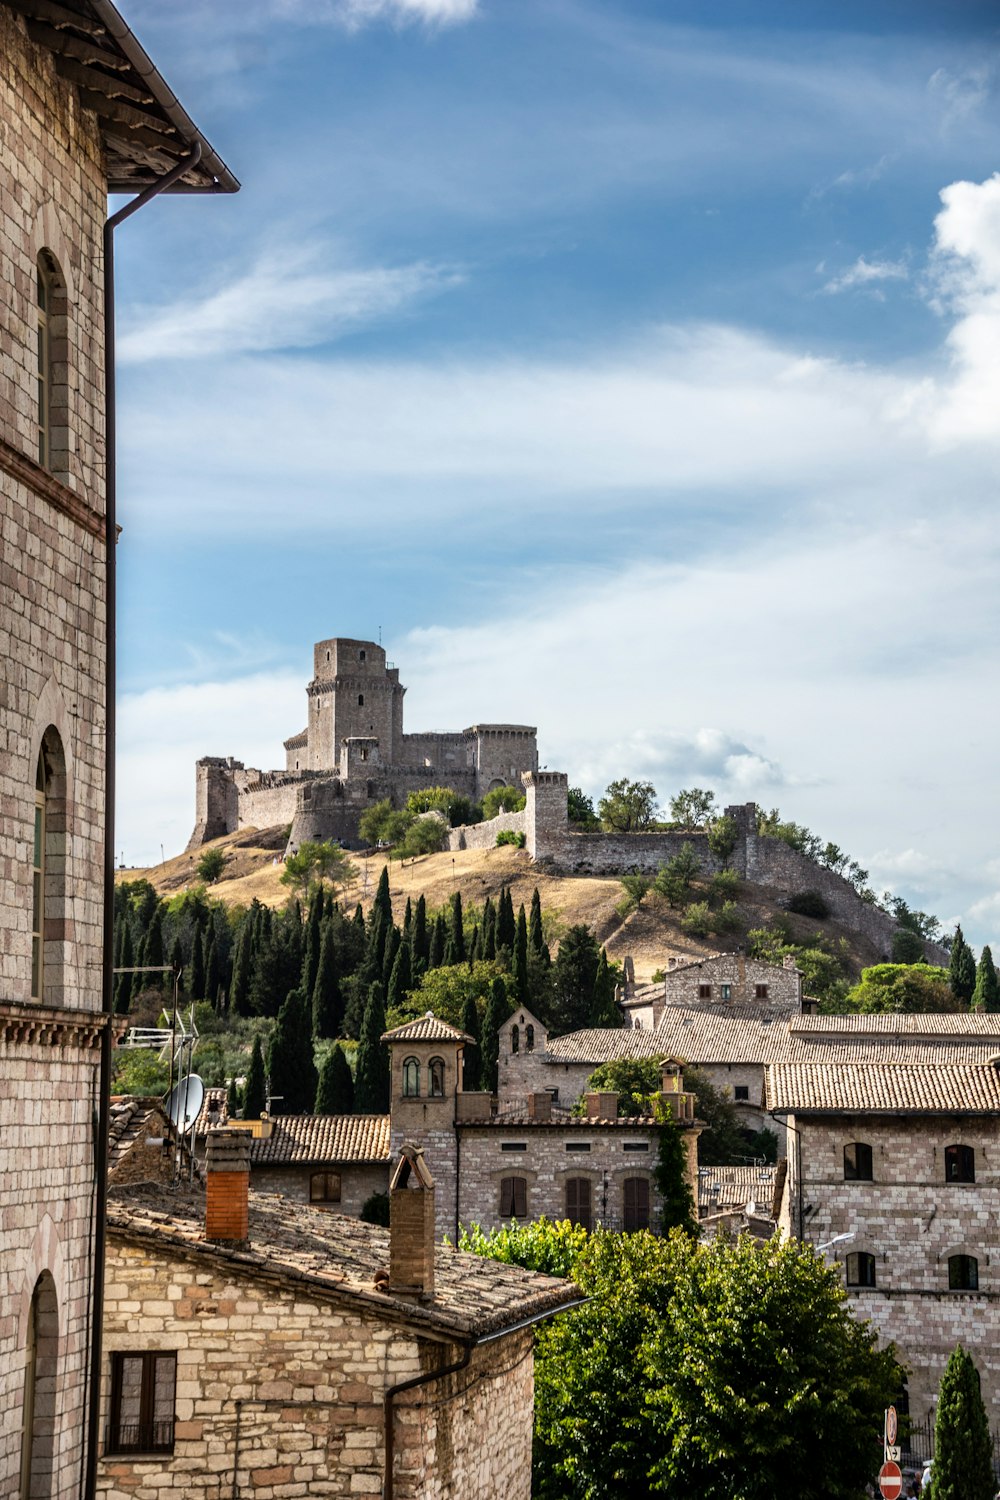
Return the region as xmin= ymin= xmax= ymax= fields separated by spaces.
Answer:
xmin=927 ymin=65 xmax=993 ymax=129
xmin=924 ymin=173 xmax=1000 ymax=445
xmin=809 ymin=153 xmax=896 ymax=200
xmin=822 ymin=255 xmax=909 ymax=296
xmin=118 ymin=245 xmax=460 ymax=363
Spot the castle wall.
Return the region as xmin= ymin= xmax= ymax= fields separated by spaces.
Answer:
xmin=236 ymin=780 xmax=301 ymax=835
xmin=468 ymin=727 xmax=538 ymax=798
xmin=446 ymin=808 xmax=527 ymax=852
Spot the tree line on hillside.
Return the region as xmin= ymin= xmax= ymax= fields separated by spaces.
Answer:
xmin=113 ymin=867 xmax=620 ymax=1117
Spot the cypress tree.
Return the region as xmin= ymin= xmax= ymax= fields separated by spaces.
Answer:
xmin=368 ymin=905 xmax=389 ymax=976
xmin=529 ymin=887 xmax=544 ymax=956
xmin=226 ymin=1076 xmax=240 ymax=1119
xmin=188 ymin=927 xmax=205 ymax=999
xmin=382 ymin=924 xmax=401 ymax=986
xmin=312 ymin=920 xmax=343 ymax=1039
xmin=115 ymin=923 xmax=134 ymax=1013
xmin=654 ymin=1112 xmax=697 ymax=1235
xmin=412 ymin=895 xmax=429 ymax=968
xmin=355 ymin=983 xmax=390 ymax=1112
xmin=590 ymin=949 xmax=620 ymax=1027
xmin=353 ymin=902 xmax=366 ymax=936
xmin=551 ymin=924 xmax=601 ymax=1035
xmin=387 ymin=942 xmax=412 ymax=1013
xmin=204 ymin=931 xmax=220 ymax=1008
xmin=302 ymin=890 xmax=324 ymax=997
xmin=497 ymin=887 xmax=516 ymax=951
xmin=949 ymin=925 xmax=976 ymax=1005
xmin=932 ymin=1345 xmax=994 ymax=1500
xmin=230 ymin=924 xmax=252 ymax=1017
xmin=514 ymin=905 xmax=529 ymax=1003
xmin=461 ymin=994 xmax=481 ymax=1091
xmin=972 ymin=944 xmax=1000 ymax=1013
xmin=131 ymin=933 xmax=146 ymax=1003
xmin=429 ymin=914 xmax=446 ymax=969
xmin=401 ymin=897 xmax=412 ymax=945
xmin=242 ymin=1035 xmax=267 ymax=1118
xmin=144 ymin=908 xmax=165 ymax=980
xmin=267 ymin=988 xmax=317 ymax=1115
xmin=468 ymin=925 xmax=481 ymax=964
xmin=480 ymin=976 xmax=509 ymax=1093
xmin=449 ymin=891 xmax=466 ymax=964
xmin=315 ymin=1043 xmax=355 ymax=1114
xmin=373 ymin=865 xmax=393 ymax=926
xmin=482 ymin=897 xmax=496 ymax=961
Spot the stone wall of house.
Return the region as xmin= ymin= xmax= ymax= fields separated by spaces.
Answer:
xmin=98 ymin=1237 xmax=534 ymax=1500
xmin=663 ymin=954 xmax=801 ymax=1010
xmin=446 ymin=808 xmax=527 ymax=852
xmin=249 ymin=1163 xmax=389 ymax=1215
xmin=782 ymin=1111 xmax=1000 ymax=1425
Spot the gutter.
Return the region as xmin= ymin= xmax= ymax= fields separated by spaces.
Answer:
xmin=85 ymin=141 xmax=205 ymax=1500
xmin=87 ymin=0 xmax=240 ymax=192
xmin=382 ymin=1298 xmax=589 ymax=1500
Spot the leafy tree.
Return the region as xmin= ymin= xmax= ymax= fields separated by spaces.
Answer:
xmin=392 ymin=816 xmax=448 ymax=859
xmin=653 ymin=843 xmax=700 ymax=908
xmin=654 ymin=1106 xmax=698 ymax=1235
xmin=354 ymin=983 xmax=390 ymax=1112
xmin=461 ymin=993 xmax=481 ymax=1090
xmin=931 ymin=1345 xmax=994 ymax=1500
xmin=581 ymin=1056 xmax=661 ymax=1116
xmin=550 ymin=924 xmax=600 ymax=1035
xmin=196 ymin=846 xmax=227 ymax=883
xmin=315 ymin=1042 xmax=355 ymax=1114
xmin=267 ymin=988 xmax=317 ymax=1114
xmin=457 ymin=1216 xmax=587 ymax=1278
xmin=617 ymin=873 xmax=651 ymax=917
xmin=249 ymin=916 xmax=302 ymax=1018
xmin=242 ymin=1035 xmax=267 ymax=1118
xmin=112 ymin=1049 xmax=170 ymax=1096
xmin=598 ymin=777 xmax=658 ymax=832
xmin=567 ymin=786 xmax=600 ymax=829
xmin=311 ymin=920 xmax=343 ymax=1039
xmin=480 ymin=975 xmax=510 ymax=1093
xmin=393 ymin=961 xmax=511 ymax=1031
xmin=669 ymin=787 xmax=716 ymax=831
xmin=890 ymin=927 xmax=925 ymax=964
xmin=844 ymin=963 xmax=957 ymax=1015
xmin=706 ymin=813 xmax=738 ymax=864
xmin=948 ymin=925 xmax=977 ymax=1005
xmin=280 ymin=839 xmax=355 ymax=898
xmin=746 ymin=925 xmax=851 ymax=1009
xmin=971 ymin=944 xmax=999 ymax=1013
xmin=710 ymin=867 xmax=740 ymax=902
xmin=495 ymin=829 xmax=525 ymax=846
xmin=406 ymin=785 xmax=459 ymax=817
xmin=481 ymin=784 xmax=526 ymax=820
xmin=359 ymin=799 xmax=412 ymax=848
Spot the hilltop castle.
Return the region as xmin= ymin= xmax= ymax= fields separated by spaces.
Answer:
xmin=187 ymin=636 xmax=538 ymax=850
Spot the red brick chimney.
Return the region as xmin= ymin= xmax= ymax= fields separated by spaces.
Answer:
xmin=584 ymin=1091 xmax=619 ymax=1121
xmin=205 ymin=1128 xmax=250 ymax=1243
xmin=388 ymin=1143 xmax=435 ymax=1300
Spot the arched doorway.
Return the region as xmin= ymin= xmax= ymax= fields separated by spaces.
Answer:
xmin=20 ymin=1271 xmax=59 ymax=1500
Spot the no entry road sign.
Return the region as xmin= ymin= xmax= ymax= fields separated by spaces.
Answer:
xmin=878 ymin=1461 xmax=903 ymax=1499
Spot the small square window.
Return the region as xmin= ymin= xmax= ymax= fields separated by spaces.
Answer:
xmin=755 ymin=984 xmax=769 ymax=999
xmin=698 ymin=984 xmax=712 ymax=999
xmin=720 ymin=984 xmax=732 ymax=1001
xmin=734 ymin=1086 xmax=749 ymax=1102
xmin=566 ymin=1142 xmax=591 ymax=1153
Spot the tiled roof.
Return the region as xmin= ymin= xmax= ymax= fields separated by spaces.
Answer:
xmin=249 ymin=1114 xmax=390 ymax=1165
xmin=106 ymin=1184 xmax=582 ymax=1340
xmin=109 ymin=1096 xmax=166 ymax=1168
xmin=195 ymin=1087 xmax=229 ymax=1135
xmin=766 ymin=1062 xmax=1000 ymax=1114
xmin=789 ymin=1013 xmax=1000 ymax=1036
xmin=698 ymin=1164 xmax=777 ymax=1212
xmin=381 ymin=1014 xmax=474 ymax=1044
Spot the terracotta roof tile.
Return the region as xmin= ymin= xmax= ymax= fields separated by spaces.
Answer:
xmin=107 ymin=1185 xmax=581 ymax=1340
xmin=249 ymin=1114 xmax=391 ymax=1165
xmin=766 ymin=1062 xmax=1000 ymax=1114
xmin=698 ymin=1164 xmax=777 ymax=1211
xmin=789 ymin=1013 xmax=1000 ymax=1036
xmin=381 ymin=1014 xmax=474 ymax=1044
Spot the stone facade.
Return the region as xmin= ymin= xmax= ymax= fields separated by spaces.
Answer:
xmin=622 ymin=951 xmax=804 ymax=1029
xmin=188 ymin=639 xmax=538 ymax=851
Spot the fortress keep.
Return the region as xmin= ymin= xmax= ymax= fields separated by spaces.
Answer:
xmin=187 ymin=636 xmax=538 ymax=850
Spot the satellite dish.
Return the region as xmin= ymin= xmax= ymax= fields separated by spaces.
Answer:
xmin=166 ymin=1074 xmax=205 ymax=1135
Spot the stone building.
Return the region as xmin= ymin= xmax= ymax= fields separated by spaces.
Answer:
xmin=245 ymin=1113 xmax=390 ymax=1213
xmin=98 ymin=1134 xmax=581 ymax=1500
xmin=187 ymin=637 xmax=538 ymax=851
xmin=620 ymin=949 xmax=805 ymax=1029
xmin=768 ymin=1056 xmax=1000 ymax=1432
xmin=0 ymin=3 xmax=235 ymax=1494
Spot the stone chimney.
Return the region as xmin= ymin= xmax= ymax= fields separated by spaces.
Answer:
xmin=527 ymin=1091 xmax=552 ymax=1121
xmin=583 ymin=1091 xmax=618 ymax=1121
xmin=659 ymin=1060 xmax=694 ymax=1123
xmin=389 ymin=1143 xmax=435 ymax=1300
xmin=205 ymin=1128 xmax=251 ymax=1243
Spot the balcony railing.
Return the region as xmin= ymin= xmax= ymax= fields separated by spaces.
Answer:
xmin=105 ymin=1420 xmax=175 ymax=1454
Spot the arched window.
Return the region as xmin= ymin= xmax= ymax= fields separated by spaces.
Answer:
xmin=510 ymin=1024 xmax=519 ymax=1055
xmin=843 ymin=1142 xmax=873 ymax=1182
xmin=845 ymin=1252 xmax=877 ymax=1288
xmin=623 ymin=1177 xmax=650 ymax=1232
xmin=566 ymin=1177 xmax=592 ymax=1232
xmin=402 ymin=1057 xmax=420 ymax=1097
xmin=35 ymin=252 xmax=67 ymax=476
xmin=358 ymin=694 xmax=364 ymax=706
xmin=32 ymin=731 xmax=67 ymax=1005
xmin=20 ymin=1272 xmax=58 ymax=1498
xmin=945 ymin=1144 xmax=975 ymax=1184
xmin=948 ymin=1254 xmax=979 ymax=1291
xmin=525 ymin=1024 xmax=534 ymax=1052
xmin=428 ymin=1057 xmax=445 ymax=1097
xmin=500 ymin=1176 xmax=527 ymax=1218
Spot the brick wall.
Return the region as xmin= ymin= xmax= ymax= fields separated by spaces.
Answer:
xmin=98 ymin=1240 xmax=534 ymax=1500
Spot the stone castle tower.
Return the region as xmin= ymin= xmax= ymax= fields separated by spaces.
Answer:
xmin=188 ymin=636 xmax=538 ymax=850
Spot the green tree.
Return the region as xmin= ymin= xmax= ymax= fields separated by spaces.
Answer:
xmin=354 ymin=983 xmax=390 ymax=1112
xmin=144 ymin=908 xmax=165 ymax=979
xmin=387 ymin=940 xmax=413 ymax=1012
xmin=496 ymin=887 xmax=516 ymax=952
xmin=114 ymin=921 xmax=134 ymax=1013
xmin=617 ymin=873 xmax=651 ymax=917
xmin=891 ymin=927 xmax=925 ymax=964
xmin=315 ymin=1042 xmax=355 ymax=1114
xmin=229 ymin=924 xmax=252 ymax=1017
xmin=280 ymin=839 xmax=355 ymax=898
xmin=931 ymin=1345 xmax=994 ymax=1500
xmin=528 ymin=887 xmax=545 ymax=955
xmin=567 ymin=786 xmax=600 ymax=829
xmin=669 ymin=786 xmax=716 ymax=831
xmin=196 ymin=846 xmax=227 ymax=883
xmin=971 ymin=944 xmax=999 ymax=1013
xmin=187 ymin=927 xmax=205 ymax=1001
xmin=513 ymin=905 xmax=529 ymax=1003
xmin=948 ymin=925 xmax=977 ymax=1005
xmin=480 ymin=975 xmax=510 ymax=1092
xmin=550 ymin=924 xmax=600 ymax=1034
xmin=204 ymin=932 xmax=221 ymax=1007
xmin=372 ymin=865 xmax=393 ymax=925
xmin=428 ymin=912 xmax=447 ymax=969
xmin=481 ymin=785 xmax=526 ymax=820
xmin=448 ymin=890 xmax=466 ymax=965
xmin=654 ymin=1107 xmax=698 ymax=1235
xmin=226 ymin=1075 xmax=240 ymax=1119
xmin=242 ymin=1035 xmax=267 ymax=1118
xmin=461 ymin=993 xmax=481 ymax=1091
xmin=685 ymin=1067 xmax=747 ymax=1165
xmin=392 ymin=816 xmax=448 ymax=859
xmin=581 ymin=1056 xmax=661 ymax=1117
xmin=267 ymin=988 xmax=317 ymax=1115
xmin=598 ymin=777 xmax=658 ymax=832
xmin=394 ymin=961 xmax=511 ymax=1031
xmin=653 ymin=843 xmax=700 ymax=908
xmin=706 ymin=813 xmax=738 ymax=864
xmin=412 ymin=894 xmax=429 ymax=969
xmin=312 ymin=920 xmax=343 ymax=1039
xmin=589 ymin=949 xmax=620 ymax=1027
xmin=844 ymin=963 xmax=957 ymax=1014
xmin=302 ymin=891 xmax=324 ymax=998
xmin=359 ymin=799 xmax=412 ymax=848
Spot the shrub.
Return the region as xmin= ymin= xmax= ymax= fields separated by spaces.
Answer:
xmin=360 ymin=1192 xmax=390 ymax=1227
xmin=196 ymin=847 xmax=227 ymax=883
xmin=680 ymin=900 xmax=712 ymax=937
xmin=786 ymin=890 xmax=830 ymax=920
xmin=617 ymin=873 xmax=651 ymax=917
xmin=495 ymin=829 xmax=526 ymax=848
xmin=710 ymin=868 xmax=739 ymax=902
xmin=392 ymin=816 xmax=448 ymax=859
xmin=891 ymin=927 xmax=925 ymax=964
xmin=481 ymin=785 xmax=526 ymax=820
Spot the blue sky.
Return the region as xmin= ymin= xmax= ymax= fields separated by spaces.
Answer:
xmin=113 ymin=0 xmax=1000 ymax=951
